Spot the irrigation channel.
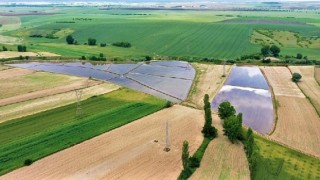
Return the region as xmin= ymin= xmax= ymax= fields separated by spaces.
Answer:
xmin=211 ymin=66 xmax=274 ymax=134
xmin=8 ymin=61 xmax=195 ymax=103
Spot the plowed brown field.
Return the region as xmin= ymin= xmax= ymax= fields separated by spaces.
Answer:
xmin=187 ymin=64 xmax=231 ymax=108
xmin=262 ymin=66 xmax=320 ymax=158
xmin=191 ymin=114 xmax=250 ymax=180
xmin=2 ymin=105 xmax=204 ymax=180
xmin=289 ymin=66 xmax=320 ymax=114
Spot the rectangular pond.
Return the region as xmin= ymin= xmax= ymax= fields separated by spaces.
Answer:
xmin=211 ymin=66 xmax=274 ymax=134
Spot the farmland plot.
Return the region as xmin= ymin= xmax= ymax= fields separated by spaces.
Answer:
xmin=0 ymin=68 xmax=33 ymax=79
xmin=0 ymin=83 xmax=120 ymax=123
xmin=0 ymin=71 xmax=85 ymax=99
xmin=262 ymin=66 xmax=320 ymax=158
xmin=191 ymin=114 xmax=250 ymax=180
xmin=315 ymin=67 xmax=320 ymax=84
xmin=289 ymin=66 xmax=320 ymax=114
xmin=186 ymin=64 xmax=231 ymax=109
xmin=2 ymin=105 xmax=203 ymax=179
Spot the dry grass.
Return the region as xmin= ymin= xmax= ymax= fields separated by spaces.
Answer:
xmin=0 ymin=80 xmax=101 ymax=106
xmin=2 ymin=105 xmax=203 ymax=180
xmin=0 ymin=64 xmax=11 ymax=71
xmin=0 ymin=51 xmax=59 ymax=59
xmin=191 ymin=114 xmax=250 ymax=180
xmin=187 ymin=64 xmax=231 ymax=108
xmin=0 ymin=71 xmax=84 ymax=99
xmin=0 ymin=83 xmax=120 ymax=123
xmin=315 ymin=67 xmax=320 ymax=84
xmin=263 ymin=66 xmax=320 ymax=158
xmin=270 ymin=96 xmax=320 ymax=158
xmin=0 ymin=68 xmax=33 ymax=79
xmin=289 ymin=66 xmax=320 ymax=114
xmin=261 ymin=67 xmax=304 ymax=97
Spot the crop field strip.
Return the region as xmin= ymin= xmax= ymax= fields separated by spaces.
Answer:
xmin=288 ymin=66 xmax=320 ymax=115
xmin=190 ymin=114 xmax=250 ymax=180
xmin=254 ymin=134 xmax=320 ymax=179
xmin=261 ymin=66 xmax=320 ymax=158
xmin=0 ymin=69 xmax=86 ymax=100
xmin=0 ymin=83 xmax=120 ymax=123
xmin=2 ymin=105 xmax=203 ymax=179
xmin=315 ymin=67 xmax=320 ymax=85
xmin=0 ymin=89 xmax=166 ymax=175
xmin=10 ymin=61 xmax=195 ymax=102
xmin=185 ymin=64 xmax=232 ymax=109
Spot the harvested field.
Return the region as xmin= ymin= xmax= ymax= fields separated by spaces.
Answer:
xmin=270 ymin=96 xmax=320 ymax=158
xmin=263 ymin=66 xmax=320 ymax=157
xmin=289 ymin=66 xmax=320 ymax=114
xmin=0 ymin=68 xmax=32 ymax=79
xmin=0 ymin=79 xmax=101 ymax=106
xmin=191 ymin=114 xmax=250 ymax=180
xmin=0 ymin=65 xmax=11 ymax=71
xmin=261 ymin=67 xmax=304 ymax=97
xmin=0 ymin=51 xmax=60 ymax=59
xmin=315 ymin=67 xmax=320 ymax=84
xmin=2 ymin=105 xmax=203 ymax=179
xmin=186 ymin=64 xmax=231 ymax=108
xmin=0 ymin=83 xmax=120 ymax=123
xmin=0 ymin=35 xmax=21 ymax=44
xmin=0 ymin=71 xmax=84 ymax=99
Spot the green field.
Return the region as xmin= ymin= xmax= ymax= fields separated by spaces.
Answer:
xmin=0 ymin=88 xmax=166 ymax=175
xmin=254 ymin=135 xmax=320 ymax=179
xmin=1 ymin=7 xmax=319 ymax=59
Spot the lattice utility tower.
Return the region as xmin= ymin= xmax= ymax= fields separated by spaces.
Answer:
xmin=75 ymin=89 xmax=83 ymax=118
xmin=164 ymin=120 xmax=171 ymax=152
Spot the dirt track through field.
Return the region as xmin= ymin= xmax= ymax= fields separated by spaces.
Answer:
xmin=262 ymin=66 xmax=320 ymax=158
xmin=289 ymin=66 xmax=320 ymax=114
xmin=191 ymin=114 xmax=250 ymax=180
xmin=0 ymin=68 xmax=33 ymax=79
xmin=0 ymin=79 xmax=100 ymax=106
xmin=187 ymin=64 xmax=231 ymax=108
xmin=0 ymin=83 xmax=119 ymax=123
xmin=2 ymin=105 xmax=204 ymax=179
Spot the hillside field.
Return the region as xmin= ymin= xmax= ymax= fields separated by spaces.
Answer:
xmin=0 ymin=88 xmax=166 ymax=175
xmin=1 ymin=8 xmax=319 ymax=59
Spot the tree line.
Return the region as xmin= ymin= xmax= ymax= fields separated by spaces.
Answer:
xmin=66 ymin=35 xmax=132 ymax=48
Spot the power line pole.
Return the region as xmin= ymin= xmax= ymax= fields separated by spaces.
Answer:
xmin=164 ymin=120 xmax=170 ymax=152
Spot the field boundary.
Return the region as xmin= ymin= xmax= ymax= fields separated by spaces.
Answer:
xmin=260 ymin=68 xmax=278 ymax=135
xmin=287 ymin=66 xmax=320 ymax=117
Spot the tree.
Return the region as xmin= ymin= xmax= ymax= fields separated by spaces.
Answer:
xmin=218 ymin=101 xmax=236 ymax=120
xmin=292 ymin=72 xmax=302 ymax=82
xmin=202 ymin=94 xmax=218 ymax=139
xmin=223 ymin=113 xmax=242 ymax=143
xmin=245 ymin=128 xmax=254 ymax=158
xmin=145 ymin=55 xmax=152 ymax=61
xmin=260 ymin=45 xmax=270 ymax=56
xmin=182 ymin=140 xmax=190 ymax=170
xmin=2 ymin=46 xmax=7 ymax=51
xmin=296 ymin=53 xmax=303 ymax=59
xmin=270 ymin=45 xmax=280 ymax=57
xmin=88 ymin=38 xmax=97 ymax=46
xmin=66 ymin=35 xmax=74 ymax=44
xmin=17 ymin=45 xmax=26 ymax=52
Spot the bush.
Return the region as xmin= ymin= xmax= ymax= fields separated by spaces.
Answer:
xmin=165 ymin=101 xmax=173 ymax=108
xmin=178 ymin=167 xmax=192 ymax=180
xmin=81 ymin=56 xmax=86 ymax=60
xmin=189 ymin=156 xmax=200 ymax=168
xmin=296 ymin=53 xmax=303 ymax=59
xmin=262 ymin=59 xmax=271 ymax=63
xmin=66 ymin=35 xmax=74 ymax=44
xmin=24 ymin=159 xmax=33 ymax=166
xmin=292 ymin=72 xmax=302 ymax=82
xmin=112 ymin=42 xmax=131 ymax=48
xmin=88 ymin=38 xmax=97 ymax=46
xmin=145 ymin=55 xmax=152 ymax=61
xmin=100 ymin=43 xmax=107 ymax=47
xmin=2 ymin=46 xmax=7 ymax=51
xmin=17 ymin=45 xmax=27 ymax=52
